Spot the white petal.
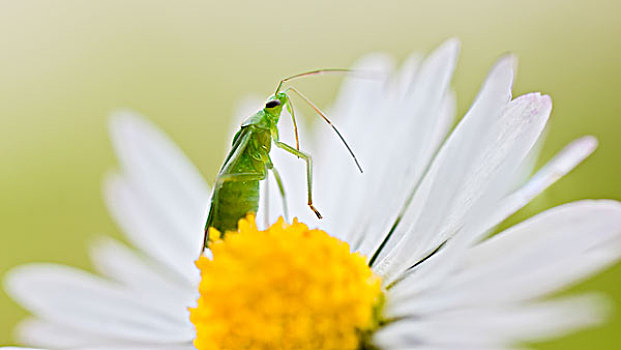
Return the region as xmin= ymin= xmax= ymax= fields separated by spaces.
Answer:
xmin=387 ymin=137 xmax=599 ymax=302
xmin=390 ymin=200 xmax=621 ymax=314
xmin=350 ymin=40 xmax=459 ymax=258
xmin=330 ymin=53 xmax=397 ymax=136
xmin=15 ymin=318 xmax=112 ymax=348
xmin=370 ymin=55 xmax=515 ymax=275
xmin=109 ymin=111 xmax=209 ymax=213
xmin=377 ymin=295 xmax=606 ymax=348
xmin=80 ymin=346 xmax=194 ymax=350
xmin=89 ymin=237 xmax=197 ymax=306
xmin=4 ymin=264 xmax=194 ymax=343
xmin=503 ymin=125 xmax=546 ymax=194
xmin=382 ymin=346 xmax=523 ymax=350
xmin=103 ymin=174 xmax=199 ymax=285
xmin=385 ymin=228 xmax=472 ymax=305
xmin=313 ymin=52 xmax=397 ymax=236
xmin=465 ymin=136 xmax=598 ymax=241
xmin=450 ymin=200 xmax=621 ymax=306
xmin=375 ymin=67 xmax=552 ymax=284
xmin=109 ymin=111 xmax=208 ymax=262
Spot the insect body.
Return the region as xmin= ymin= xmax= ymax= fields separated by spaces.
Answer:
xmin=203 ymin=70 xmax=363 ymax=249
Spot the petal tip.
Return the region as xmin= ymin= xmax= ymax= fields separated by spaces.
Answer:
xmin=441 ymin=37 xmax=461 ymax=53
xmin=576 ymin=135 xmax=599 ymax=153
xmin=109 ymin=109 xmax=141 ymax=131
xmin=496 ymin=53 xmax=518 ymax=74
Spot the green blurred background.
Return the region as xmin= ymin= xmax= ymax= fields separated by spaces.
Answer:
xmin=0 ymin=0 xmax=619 ymax=348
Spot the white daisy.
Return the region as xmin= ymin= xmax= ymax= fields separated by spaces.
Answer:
xmin=4 ymin=39 xmax=621 ymax=350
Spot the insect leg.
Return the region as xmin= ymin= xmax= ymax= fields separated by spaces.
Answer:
xmin=270 ymin=165 xmax=289 ymax=221
xmin=258 ymin=151 xmax=289 ymax=222
xmin=274 ymin=141 xmax=322 ymax=219
xmin=263 ymin=169 xmax=270 ymax=229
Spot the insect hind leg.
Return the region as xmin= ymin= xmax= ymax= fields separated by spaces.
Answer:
xmin=270 ymin=166 xmax=289 ymax=221
xmin=261 ymin=152 xmax=289 ymax=222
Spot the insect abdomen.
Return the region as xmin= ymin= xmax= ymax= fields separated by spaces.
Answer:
xmin=208 ymin=179 xmax=260 ymax=233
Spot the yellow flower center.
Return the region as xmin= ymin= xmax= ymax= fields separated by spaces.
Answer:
xmin=190 ymin=215 xmax=384 ymax=350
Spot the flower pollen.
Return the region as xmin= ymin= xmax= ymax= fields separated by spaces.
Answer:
xmin=190 ymin=215 xmax=384 ymax=350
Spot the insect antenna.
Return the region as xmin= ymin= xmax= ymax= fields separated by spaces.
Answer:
xmin=285 ymin=97 xmax=301 ymax=151
xmin=275 ymin=68 xmax=353 ymax=94
xmin=285 ymin=86 xmax=364 ymax=173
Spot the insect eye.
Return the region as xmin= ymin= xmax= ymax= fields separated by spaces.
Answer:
xmin=265 ymin=100 xmax=281 ymax=109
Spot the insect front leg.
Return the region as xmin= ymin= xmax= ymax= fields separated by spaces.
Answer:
xmin=274 ymin=141 xmax=322 ymax=219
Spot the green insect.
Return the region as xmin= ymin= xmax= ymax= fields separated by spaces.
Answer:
xmin=203 ymin=69 xmax=363 ymax=249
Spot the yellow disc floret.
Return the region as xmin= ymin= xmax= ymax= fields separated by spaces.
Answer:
xmin=190 ymin=215 xmax=383 ymax=350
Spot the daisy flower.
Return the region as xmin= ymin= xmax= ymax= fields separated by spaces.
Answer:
xmin=4 ymin=39 xmax=621 ymax=350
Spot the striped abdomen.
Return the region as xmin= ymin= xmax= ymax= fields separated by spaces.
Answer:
xmin=207 ymin=179 xmax=260 ymax=233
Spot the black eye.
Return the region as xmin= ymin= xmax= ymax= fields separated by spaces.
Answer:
xmin=265 ymin=100 xmax=281 ymax=109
